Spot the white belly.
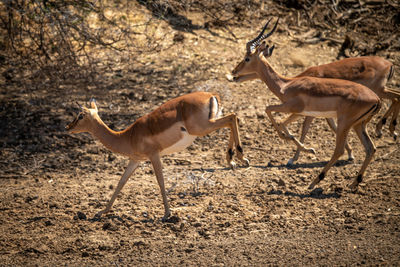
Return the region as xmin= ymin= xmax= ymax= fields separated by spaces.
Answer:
xmin=300 ymin=111 xmax=337 ymax=118
xmin=160 ymin=133 xmax=197 ymax=155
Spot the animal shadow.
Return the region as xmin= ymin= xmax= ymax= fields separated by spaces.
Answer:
xmin=267 ymin=188 xmax=341 ymax=199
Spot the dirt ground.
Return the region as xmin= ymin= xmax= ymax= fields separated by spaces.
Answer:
xmin=1 ymin=2 xmax=400 ymax=266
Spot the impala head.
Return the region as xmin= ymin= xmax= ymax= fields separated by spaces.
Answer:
xmin=66 ymin=99 xmax=98 ymax=133
xmin=231 ymin=18 xmax=279 ymax=79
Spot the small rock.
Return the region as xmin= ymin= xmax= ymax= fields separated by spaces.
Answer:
xmin=76 ymin=211 xmax=87 ymax=220
xmin=102 ymin=222 xmax=112 ymax=230
xmin=173 ymin=32 xmax=185 ymax=42
xmin=108 ymin=154 xmax=116 ymax=162
xmin=102 ymin=222 xmax=118 ymax=231
xmin=277 ymin=178 xmax=286 ymax=187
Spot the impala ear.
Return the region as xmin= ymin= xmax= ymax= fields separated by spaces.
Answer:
xmin=263 ymin=44 xmax=275 ymax=57
xmin=89 ymin=98 xmax=98 ymax=111
xmin=269 ymin=45 xmax=275 ymax=56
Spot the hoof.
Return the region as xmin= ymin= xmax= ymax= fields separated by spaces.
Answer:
xmin=348 ymin=155 xmax=355 ymax=162
xmin=161 ymin=212 xmax=171 ymax=223
xmin=393 ymin=132 xmax=398 ymax=141
xmin=287 ymin=158 xmax=294 ymax=166
xmin=229 ymin=161 xmax=237 ymax=170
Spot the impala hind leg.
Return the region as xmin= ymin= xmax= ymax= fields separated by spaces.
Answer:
xmin=376 ymin=87 xmax=400 ymax=139
xmin=265 ymin=103 xmax=315 ymax=155
xmin=388 ymin=99 xmax=399 ymax=140
xmin=226 ymin=115 xmax=250 ymax=168
xmin=226 ymin=132 xmax=238 ymax=169
xmin=309 ymin=125 xmax=350 ymax=189
xmin=188 ymin=113 xmax=249 ymax=168
xmin=375 ymin=100 xmax=396 ymax=138
xmin=95 ymin=160 xmax=139 ymax=218
xmin=326 ymin=118 xmax=354 ymax=161
xmin=349 ymin=122 xmax=376 ymax=190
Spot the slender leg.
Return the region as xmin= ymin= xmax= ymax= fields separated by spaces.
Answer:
xmin=326 ymin=118 xmax=354 ymax=161
xmin=228 ymin=115 xmax=250 ymax=167
xmin=375 ymin=100 xmax=396 ymax=138
xmin=375 ymin=88 xmax=400 ymax=138
xmin=226 ymin=130 xmax=237 ymax=169
xmin=95 ymin=160 xmax=139 ymax=218
xmin=280 ymin=113 xmax=304 ymax=137
xmin=188 ymin=113 xmax=249 ymax=168
xmin=309 ymin=122 xmax=350 ymax=189
xmin=149 ymin=153 xmax=171 ymax=221
xmin=216 ymin=114 xmax=248 ymax=168
xmin=349 ymin=122 xmax=376 ymax=190
xmin=288 ymin=116 xmax=314 ymax=165
xmin=265 ymin=103 xmax=315 ymax=154
xmin=388 ymin=99 xmax=399 ymax=140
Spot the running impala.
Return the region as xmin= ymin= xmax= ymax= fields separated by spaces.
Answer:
xmin=233 ymin=53 xmax=398 ymax=165
xmin=66 ymin=92 xmax=249 ymax=220
xmin=231 ymin=18 xmax=381 ymax=190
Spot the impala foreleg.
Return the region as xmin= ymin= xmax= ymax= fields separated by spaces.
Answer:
xmin=95 ymin=160 xmax=139 ymax=218
xmin=265 ymin=104 xmax=315 ymax=155
xmin=150 ymin=153 xmax=171 ymax=221
xmin=280 ymin=113 xmax=303 ymax=137
xmin=349 ymin=122 xmax=376 ymax=190
xmin=288 ymin=116 xmax=314 ymax=165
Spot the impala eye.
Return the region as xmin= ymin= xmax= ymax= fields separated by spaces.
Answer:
xmin=78 ymin=113 xmax=84 ymax=120
xmin=245 ymin=58 xmax=250 ymax=62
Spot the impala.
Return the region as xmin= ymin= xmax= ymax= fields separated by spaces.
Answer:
xmin=234 ymin=55 xmax=398 ymax=165
xmin=291 ymin=57 xmax=398 ymax=164
xmin=66 ymin=92 xmax=249 ymax=220
xmin=231 ymin=18 xmax=381 ymax=190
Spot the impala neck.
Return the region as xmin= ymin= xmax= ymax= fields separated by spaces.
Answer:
xmin=257 ymin=56 xmax=291 ymax=101
xmin=89 ymin=115 xmax=133 ymax=157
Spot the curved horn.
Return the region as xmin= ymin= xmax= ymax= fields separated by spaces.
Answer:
xmin=247 ymin=18 xmax=279 ymax=53
xmin=246 ymin=18 xmax=272 ymax=53
xmin=259 ymin=17 xmax=279 ymax=42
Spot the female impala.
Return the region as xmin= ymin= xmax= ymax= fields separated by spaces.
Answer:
xmin=231 ymin=18 xmax=380 ymax=190
xmin=66 ymin=92 xmax=249 ymax=220
xmin=234 ymin=54 xmax=398 ymax=165
xmin=290 ymin=57 xmax=398 ymax=164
